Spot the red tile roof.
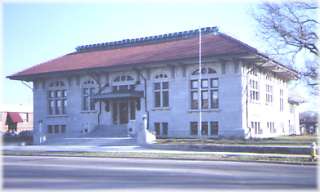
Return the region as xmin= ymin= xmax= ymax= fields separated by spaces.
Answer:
xmin=8 ymin=32 xmax=259 ymax=80
xmin=6 ymin=112 xmax=23 ymax=124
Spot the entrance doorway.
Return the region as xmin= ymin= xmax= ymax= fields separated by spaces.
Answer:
xmin=119 ymin=102 xmax=129 ymax=124
xmin=112 ymin=100 xmax=136 ymax=125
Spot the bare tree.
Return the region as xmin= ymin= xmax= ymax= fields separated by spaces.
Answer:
xmin=252 ymin=1 xmax=319 ymax=93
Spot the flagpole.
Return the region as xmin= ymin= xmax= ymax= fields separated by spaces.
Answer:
xmin=198 ymin=28 xmax=202 ymax=138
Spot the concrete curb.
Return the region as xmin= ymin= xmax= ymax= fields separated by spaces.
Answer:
xmin=148 ymin=144 xmax=313 ymax=155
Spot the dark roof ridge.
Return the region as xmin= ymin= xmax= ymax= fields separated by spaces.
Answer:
xmin=75 ymin=26 xmax=219 ymax=53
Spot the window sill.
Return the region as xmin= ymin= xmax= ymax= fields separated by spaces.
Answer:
xmin=47 ymin=115 xmax=68 ymax=118
xmin=81 ymin=110 xmax=98 ymax=113
xmin=152 ymin=107 xmax=171 ymax=111
xmin=188 ymin=109 xmax=220 ymax=113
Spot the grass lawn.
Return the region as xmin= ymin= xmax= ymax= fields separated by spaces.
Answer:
xmin=156 ymin=135 xmax=318 ymax=146
xmin=3 ymin=150 xmax=316 ymax=165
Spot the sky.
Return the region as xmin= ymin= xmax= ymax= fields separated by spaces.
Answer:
xmin=1 ymin=0 xmax=316 ymax=112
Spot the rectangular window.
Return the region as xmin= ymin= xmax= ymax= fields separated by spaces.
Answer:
xmin=154 ymin=91 xmax=161 ymax=107
xmin=210 ymin=78 xmax=218 ymax=88
xmin=54 ymin=125 xmax=59 ymax=134
xmin=249 ymin=79 xmax=259 ymax=102
xmin=49 ymin=100 xmax=54 ymax=115
xmin=61 ymin=125 xmax=66 ymax=133
xmin=154 ymin=122 xmax=169 ymax=137
xmin=201 ymin=79 xmax=208 ymax=88
xmin=190 ymin=122 xmax=198 ymax=136
xmin=48 ymin=89 xmax=67 ymax=115
xmin=89 ymin=88 xmax=95 ymax=110
xmin=48 ymin=125 xmax=53 ymax=134
xmin=154 ymin=82 xmax=169 ymax=108
xmin=210 ymin=121 xmax=219 ymax=135
xmin=252 ymin=121 xmax=262 ymax=135
xmin=268 ymin=122 xmax=276 ymax=134
xmin=210 ymin=90 xmax=219 ymax=109
xmin=48 ymin=125 xmax=66 ymax=134
xmin=56 ymin=100 xmax=61 ymax=114
xmin=155 ymin=122 xmax=161 ymax=136
xmin=280 ymin=89 xmax=284 ymax=111
xmin=191 ymin=91 xmax=199 ymax=109
xmin=201 ymin=122 xmax=208 ymax=136
xmin=162 ymin=122 xmax=168 ymax=136
xmin=201 ymin=91 xmax=209 ymax=109
xmin=190 ymin=78 xmax=219 ymax=109
xmin=163 ymin=91 xmax=169 ymax=107
xmin=82 ymin=87 xmax=95 ymax=111
xmin=191 ymin=80 xmax=198 ymax=89
xmin=266 ymin=84 xmax=273 ymax=104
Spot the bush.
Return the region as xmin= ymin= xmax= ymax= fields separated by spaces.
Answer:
xmin=19 ymin=130 xmax=33 ymax=137
xmin=2 ymin=131 xmax=33 ymax=145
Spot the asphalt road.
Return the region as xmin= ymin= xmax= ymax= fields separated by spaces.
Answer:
xmin=3 ymin=155 xmax=317 ymax=190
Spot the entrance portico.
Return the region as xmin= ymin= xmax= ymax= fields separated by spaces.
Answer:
xmin=92 ymin=90 xmax=144 ymax=128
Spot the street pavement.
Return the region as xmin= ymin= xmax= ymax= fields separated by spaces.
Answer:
xmin=2 ymin=145 xmax=310 ymax=158
xmin=3 ymin=155 xmax=317 ymax=190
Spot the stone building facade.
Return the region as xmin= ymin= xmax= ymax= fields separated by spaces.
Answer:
xmin=8 ymin=27 xmax=300 ymax=144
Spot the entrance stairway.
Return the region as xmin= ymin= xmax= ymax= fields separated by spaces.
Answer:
xmin=44 ymin=125 xmax=136 ymax=146
xmin=44 ymin=137 xmax=137 ymax=146
xmin=85 ymin=124 xmax=128 ymax=137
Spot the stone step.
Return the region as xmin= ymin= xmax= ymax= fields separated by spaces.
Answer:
xmin=44 ymin=137 xmax=137 ymax=146
xmin=86 ymin=125 xmax=128 ymax=137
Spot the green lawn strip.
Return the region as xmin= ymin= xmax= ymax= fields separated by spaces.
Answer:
xmin=157 ymin=136 xmax=318 ymax=146
xmin=3 ymin=150 xmax=316 ymax=165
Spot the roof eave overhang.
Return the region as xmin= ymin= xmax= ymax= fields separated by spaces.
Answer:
xmin=238 ymin=53 xmax=299 ymax=81
xmin=6 ymin=52 xmax=253 ymax=82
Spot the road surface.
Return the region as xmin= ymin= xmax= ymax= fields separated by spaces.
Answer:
xmin=3 ymin=155 xmax=317 ymax=190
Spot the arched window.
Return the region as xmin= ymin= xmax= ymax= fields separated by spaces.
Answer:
xmin=82 ymin=79 xmax=97 ymax=111
xmin=153 ymin=73 xmax=169 ymax=108
xmin=113 ymin=75 xmax=134 ymax=82
xmin=191 ymin=67 xmax=217 ymax=75
xmin=49 ymin=80 xmax=65 ymax=87
xmin=155 ymin=73 xmax=168 ymax=79
xmin=190 ymin=67 xmax=219 ymax=110
xmin=48 ymin=80 xmax=67 ymax=115
xmin=112 ymin=75 xmax=135 ymax=92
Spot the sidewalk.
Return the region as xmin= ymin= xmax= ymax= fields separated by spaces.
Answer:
xmin=2 ymin=144 xmax=314 ymax=165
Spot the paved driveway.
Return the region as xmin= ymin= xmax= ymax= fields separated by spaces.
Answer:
xmin=3 ymin=156 xmax=317 ymax=190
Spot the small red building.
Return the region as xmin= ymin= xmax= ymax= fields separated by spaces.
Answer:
xmin=0 ymin=111 xmax=33 ymax=134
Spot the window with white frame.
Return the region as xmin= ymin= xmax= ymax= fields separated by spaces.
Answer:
xmin=249 ymin=79 xmax=259 ymax=102
xmin=190 ymin=67 xmax=218 ymax=110
xmin=266 ymin=84 xmax=273 ymax=104
xmin=47 ymin=124 xmax=66 ymax=134
xmin=154 ymin=122 xmax=168 ymax=137
xmin=48 ymin=81 xmax=67 ymax=115
xmin=190 ymin=121 xmax=219 ymax=136
xmin=280 ymin=89 xmax=284 ymax=111
xmin=267 ymin=122 xmax=276 ymax=134
xmin=251 ymin=121 xmax=262 ymax=134
xmin=82 ymin=80 xmax=96 ymax=111
xmin=153 ymin=73 xmax=169 ymax=108
xmin=112 ymin=75 xmax=135 ymax=92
